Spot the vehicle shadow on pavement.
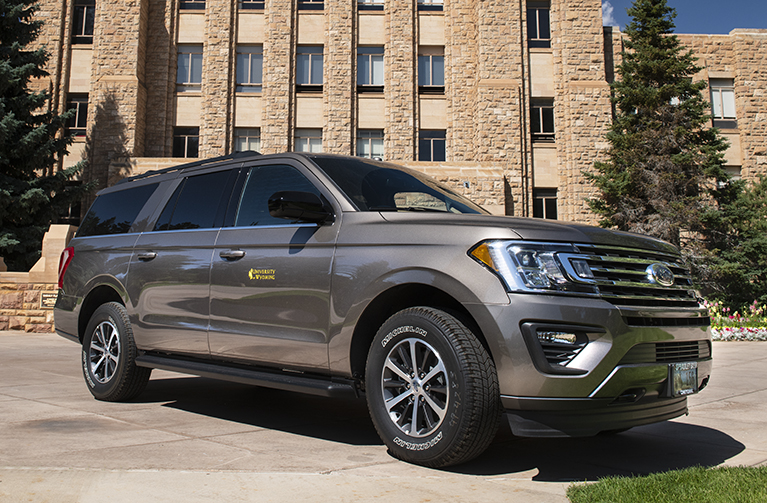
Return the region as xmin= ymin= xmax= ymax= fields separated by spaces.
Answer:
xmin=138 ymin=375 xmax=382 ymax=446
xmin=456 ymin=421 xmax=746 ymax=481
xmin=136 ymin=376 xmax=744 ymax=479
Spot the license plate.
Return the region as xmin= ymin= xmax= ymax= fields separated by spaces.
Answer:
xmin=670 ymin=362 xmax=698 ymax=397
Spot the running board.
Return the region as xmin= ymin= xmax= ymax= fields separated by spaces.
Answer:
xmin=135 ymin=354 xmax=359 ymax=399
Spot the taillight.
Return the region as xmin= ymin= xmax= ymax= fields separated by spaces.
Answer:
xmin=58 ymin=247 xmax=74 ymax=289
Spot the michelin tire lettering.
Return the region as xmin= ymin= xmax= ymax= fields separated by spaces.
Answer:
xmin=393 ymin=431 xmax=443 ymax=451
xmin=381 ymin=326 xmax=427 ymax=348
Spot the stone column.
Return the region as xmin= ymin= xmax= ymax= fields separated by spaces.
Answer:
xmin=200 ymin=0 xmax=235 ymax=157
xmin=474 ymin=0 xmax=526 ymax=215
xmin=385 ymin=0 xmax=417 ymax=161
xmin=552 ymin=0 xmax=611 ymax=224
xmin=87 ymin=0 xmax=149 ymax=191
xmin=261 ymin=0 xmax=296 ymax=154
xmin=143 ymin=0 xmax=179 ymax=157
xmin=323 ymin=0 xmax=354 ymax=155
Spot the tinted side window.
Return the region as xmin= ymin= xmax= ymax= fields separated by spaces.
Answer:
xmin=235 ymin=165 xmax=320 ymax=227
xmin=154 ymin=170 xmax=233 ymax=231
xmin=77 ymin=183 xmax=159 ymax=237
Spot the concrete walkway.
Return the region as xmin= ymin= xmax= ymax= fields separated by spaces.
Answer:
xmin=1 ymin=332 xmax=765 ymax=502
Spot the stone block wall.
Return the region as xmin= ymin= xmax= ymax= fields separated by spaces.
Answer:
xmin=0 ymin=284 xmax=58 ymax=333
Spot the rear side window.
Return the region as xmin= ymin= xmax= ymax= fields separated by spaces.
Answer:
xmin=77 ymin=183 xmax=159 ymax=237
xmin=235 ymin=165 xmax=320 ymax=227
xmin=154 ymin=170 xmax=234 ymax=231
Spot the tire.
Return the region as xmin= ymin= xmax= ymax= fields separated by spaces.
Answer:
xmin=81 ymin=302 xmax=151 ymax=401
xmin=365 ymin=307 xmax=501 ymax=468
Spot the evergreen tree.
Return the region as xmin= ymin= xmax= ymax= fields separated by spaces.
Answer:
xmin=586 ymin=0 xmax=729 ymax=250
xmin=0 ymin=0 xmax=90 ymax=271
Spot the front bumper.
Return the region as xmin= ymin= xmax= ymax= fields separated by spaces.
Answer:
xmin=468 ymin=293 xmax=712 ymax=437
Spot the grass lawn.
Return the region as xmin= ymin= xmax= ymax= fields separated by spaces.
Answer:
xmin=567 ymin=466 xmax=767 ymax=503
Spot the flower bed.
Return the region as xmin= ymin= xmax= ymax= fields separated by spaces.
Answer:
xmin=705 ymin=299 xmax=767 ymax=341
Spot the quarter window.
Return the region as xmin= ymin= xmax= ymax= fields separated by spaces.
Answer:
xmin=527 ymin=1 xmax=551 ymax=49
xmin=236 ymin=45 xmax=263 ymax=93
xmin=177 ymin=45 xmax=203 ymax=92
xmin=710 ymin=78 xmax=737 ymax=129
xmin=77 ymin=183 xmax=159 ymax=237
xmin=418 ymin=130 xmax=446 ymax=162
xmin=173 ymin=127 xmax=200 ymax=158
xmin=72 ymin=0 xmax=95 ymax=44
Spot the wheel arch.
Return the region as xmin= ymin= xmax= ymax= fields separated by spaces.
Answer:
xmin=348 ymin=283 xmax=492 ymax=385
xmin=78 ymin=285 xmax=125 ymax=342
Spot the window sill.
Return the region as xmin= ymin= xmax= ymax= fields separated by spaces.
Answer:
xmin=296 ymin=85 xmax=323 ymax=93
xmin=358 ymin=4 xmax=384 ymax=11
xmin=236 ymin=92 xmax=263 ymax=97
xmin=529 ymin=46 xmax=553 ymax=54
xmin=418 ymin=86 xmax=445 ymax=95
xmin=357 ymin=85 xmax=384 ymax=94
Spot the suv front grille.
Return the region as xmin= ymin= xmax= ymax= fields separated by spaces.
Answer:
xmin=573 ymin=243 xmax=699 ymax=308
xmin=620 ymin=340 xmax=712 ymax=364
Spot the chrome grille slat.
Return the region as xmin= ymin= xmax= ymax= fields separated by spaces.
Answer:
xmin=571 ymin=243 xmax=699 ymax=308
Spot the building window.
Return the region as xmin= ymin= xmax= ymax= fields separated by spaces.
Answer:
xmin=297 ymin=0 xmax=323 ymax=10
xmin=357 ymin=130 xmax=384 ymax=159
xmin=417 ymin=0 xmax=443 ymax=11
xmin=66 ymin=94 xmax=89 ymax=137
xmin=418 ymin=47 xmax=444 ymax=94
xmin=72 ymin=0 xmax=95 ymax=45
xmin=180 ymin=0 xmax=205 ymax=9
xmin=296 ymin=46 xmax=323 ymax=92
xmin=177 ymin=45 xmax=203 ymax=92
xmin=418 ymin=130 xmax=446 ymax=162
xmin=239 ymin=0 xmax=265 ymax=9
xmin=173 ymin=127 xmax=200 ymax=158
xmin=531 ymin=98 xmax=555 ymax=142
xmin=710 ymin=78 xmax=737 ymax=129
xmin=295 ymin=128 xmax=323 ymax=153
xmin=235 ymin=128 xmax=261 ymax=153
xmin=533 ymin=188 xmax=557 ymax=220
xmin=236 ymin=45 xmax=263 ymax=93
xmin=527 ymin=1 xmax=551 ymax=49
xmin=357 ymin=46 xmax=384 ymax=92
xmin=358 ymin=0 xmax=383 ymax=11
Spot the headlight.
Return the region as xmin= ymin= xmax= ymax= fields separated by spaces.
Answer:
xmin=469 ymin=241 xmax=598 ymax=295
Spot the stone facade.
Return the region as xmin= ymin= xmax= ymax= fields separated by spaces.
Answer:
xmin=30 ymin=0 xmax=767 ymax=223
xmin=0 ymin=284 xmax=58 ymax=333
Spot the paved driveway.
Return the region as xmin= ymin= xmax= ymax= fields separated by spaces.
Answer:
xmin=1 ymin=333 xmax=765 ymax=502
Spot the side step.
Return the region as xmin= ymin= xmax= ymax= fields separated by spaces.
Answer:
xmin=135 ymin=354 xmax=359 ymax=399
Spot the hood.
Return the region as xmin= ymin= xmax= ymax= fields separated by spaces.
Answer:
xmin=378 ymin=213 xmax=679 ymax=254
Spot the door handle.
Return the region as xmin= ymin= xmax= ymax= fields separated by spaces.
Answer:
xmin=220 ymin=250 xmax=246 ymax=260
xmin=137 ymin=252 xmax=157 ymax=261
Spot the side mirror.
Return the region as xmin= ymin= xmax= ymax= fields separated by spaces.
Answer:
xmin=268 ymin=191 xmax=334 ymax=224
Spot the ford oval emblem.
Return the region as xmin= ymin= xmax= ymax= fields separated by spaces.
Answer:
xmin=646 ymin=263 xmax=675 ymax=287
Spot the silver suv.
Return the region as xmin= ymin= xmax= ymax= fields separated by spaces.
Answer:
xmin=55 ymin=152 xmax=711 ymax=467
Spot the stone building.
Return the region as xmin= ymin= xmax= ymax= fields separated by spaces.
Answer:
xmin=33 ymin=0 xmax=767 ymax=222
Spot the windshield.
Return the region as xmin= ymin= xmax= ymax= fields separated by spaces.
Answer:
xmin=309 ymin=155 xmax=488 ymax=214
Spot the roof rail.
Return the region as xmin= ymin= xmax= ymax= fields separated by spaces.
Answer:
xmin=114 ymin=151 xmax=261 ymax=185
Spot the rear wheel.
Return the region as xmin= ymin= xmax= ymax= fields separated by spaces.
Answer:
xmin=82 ymin=302 xmax=151 ymax=401
xmin=365 ymin=307 xmax=500 ymax=467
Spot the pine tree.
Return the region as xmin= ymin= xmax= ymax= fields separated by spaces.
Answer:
xmin=0 ymin=0 xmax=90 ymax=271
xmin=586 ymin=0 xmax=729 ymax=250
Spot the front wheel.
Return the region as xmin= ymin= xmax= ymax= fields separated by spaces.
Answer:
xmin=82 ymin=302 xmax=151 ymax=401
xmin=365 ymin=307 xmax=500 ymax=467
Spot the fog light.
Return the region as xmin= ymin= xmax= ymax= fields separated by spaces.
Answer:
xmin=537 ymin=331 xmax=578 ymax=345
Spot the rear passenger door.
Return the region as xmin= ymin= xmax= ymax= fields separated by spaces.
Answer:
xmin=208 ymin=162 xmax=339 ymax=371
xmin=127 ymin=167 xmax=239 ymax=356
